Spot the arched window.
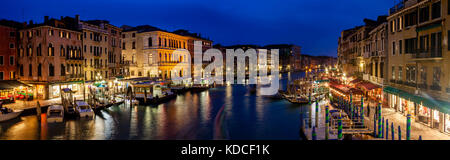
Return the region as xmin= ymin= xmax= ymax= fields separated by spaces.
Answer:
xmin=164 ymin=38 xmax=167 ymax=47
xmin=148 ymin=37 xmax=152 ymax=47
xmin=61 ymin=64 xmax=65 ymax=76
xmin=60 ymin=45 xmax=65 ymax=56
xmin=38 ymin=63 xmax=42 ymax=76
xmin=28 ymin=64 xmax=32 ymax=76
xmin=37 ymin=44 xmax=42 ymax=56
xmin=165 ymin=53 xmax=167 ymax=62
xmin=48 ymin=43 xmax=54 ymax=56
xmin=49 ymin=63 xmax=54 ymax=76
xmin=159 ymin=37 xmax=161 ymax=46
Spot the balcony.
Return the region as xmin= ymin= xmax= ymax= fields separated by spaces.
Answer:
xmin=419 ymin=83 xmax=428 ymax=90
xmin=413 ymin=50 xmax=443 ymax=60
xmin=404 ymin=81 xmax=417 ymax=87
xmin=430 ymin=85 xmax=442 ymax=91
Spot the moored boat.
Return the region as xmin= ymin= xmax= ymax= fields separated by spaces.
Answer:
xmin=0 ymin=108 xmax=22 ymax=122
xmin=47 ymin=105 xmax=64 ymax=123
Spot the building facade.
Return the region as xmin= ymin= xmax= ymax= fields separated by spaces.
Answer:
xmin=0 ymin=20 xmax=23 ymax=80
xmin=386 ymin=0 xmax=450 ymax=134
xmin=265 ymin=44 xmax=301 ymax=73
xmin=121 ymin=25 xmax=190 ymax=80
xmin=17 ymin=16 xmax=84 ymax=99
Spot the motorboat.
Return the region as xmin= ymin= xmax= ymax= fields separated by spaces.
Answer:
xmin=76 ymin=100 xmax=94 ymax=118
xmin=0 ymin=108 xmax=22 ymax=122
xmin=47 ymin=105 xmax=64 ymax=123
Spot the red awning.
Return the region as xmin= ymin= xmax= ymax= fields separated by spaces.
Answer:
xmin=330 ymin=82 xmax=363 ymax=95
xmin=357 ymin=82 xmax=381 ymax=91
xmin=350 ymin=78 xmax=363 ymax=84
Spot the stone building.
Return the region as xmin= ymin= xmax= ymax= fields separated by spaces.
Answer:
xmin=385 ymin=0 xmax=450 ymax=134
xmin=17 ymin=16 xmax=83 ymax=99
xmin=121 ymin=25 xmax=190 ymax=80
xmin=338 ymin=18 xmax=385 ymax=78
xmin=0 ymin=20 xmax=23 ymax=80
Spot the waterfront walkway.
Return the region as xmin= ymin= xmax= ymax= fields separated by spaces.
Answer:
xmin=3 ymin=95 xmax=84 ymax=111
xmin=364 ymin=100 xmax=450 ymax=140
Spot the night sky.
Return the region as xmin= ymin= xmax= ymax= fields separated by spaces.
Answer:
xmin=1 ymin=0 xmax=397 ymax=57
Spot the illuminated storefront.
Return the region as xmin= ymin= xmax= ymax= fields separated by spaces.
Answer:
xmin=48 ymin=82 xmax=83 ymax=99
xmin=384 ymin=86 xmax=450 ymax=134
xmin=0 ymin=80 xmax=33 ymax=103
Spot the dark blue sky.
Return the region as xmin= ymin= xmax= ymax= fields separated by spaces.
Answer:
xmin=0 ymin=0 xmax=396 ymax=57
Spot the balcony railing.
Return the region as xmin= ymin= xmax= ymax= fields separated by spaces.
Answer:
xmin=430 ymin=85 xmax=442 ymax=91
xmin=389 ymin=0 xmax=405 ymax=15
xmin=404 ymin=81 xmax=417 ymax=87
xmin=414 ymin=50 xmax=442 ymax=59
xmin=419 ymin=83 xmax=427 ymax=90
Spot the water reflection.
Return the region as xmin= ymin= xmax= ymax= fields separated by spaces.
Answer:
xmin=0 ymin=72 xmax=310 ymax=140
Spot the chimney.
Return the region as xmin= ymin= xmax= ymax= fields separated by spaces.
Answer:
xmin=29 ymin=20 xmax=33 ymax=25
xmin=75 ymin=14 xmax=80 ymax=22
xmin=44 ymin=16 xmax=49 ymax=23
xmin=61 ymin=16 xmax=64 ymax=20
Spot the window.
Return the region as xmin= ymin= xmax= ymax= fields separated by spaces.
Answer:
xmin=148 ymin=37 xmax=153 ymax=47
xmin=398 ymin=66 xmax=403 ymax=81
xmin=28 ymin=64 xmax=32 ymax=76
xmin=19 ymin=65 xmax=23 ymax=76
xmin=61 ymin=64 xmax=65 ymax=76
xmin=0 ymin=72 xmax=3 ymax=80
xmin=122 ymin=34 xmax=125 ymax=38
xmin=406 ymin=66 xmax=416 ymax=83
xmin=419 ymin=6 xmax=430 ymax=23
xmin=38 ymin=63 xmax=42 ymax=77
xmin=49 ymin=29 xmax=53 ymax=36
xmin=399 ymin=40 xmax=402 ymax=54
xmin=132 ymin=42 xmax=136 ymax=49
xmin=432 ymin=67 xmax=441 ymax=87
xmin=60 ymin=45 xmax=65 ymax=56
xmin=48 ymin=43 xmax=54 ymax=56
xmin=430 ymin=32 xmax=442 ymax=57
xmin=0 ymin=56 xmax=3 ymax=65
xmin=405 ymin=38 xmax=417 ymax=54
xmin=405 ymin=11 xmax=418 ymax=27
xmin=9 ymin=56 xmax=14 ymax=66
xmin=159 ymin=38 xmax=162 ymax=46
xmin=27 ymin=45 xmax=33 ymax=56
xmin=419 ymin=35 xmax=429 ymax=52
xmin=9 ymin=43 xmax=14 ymax=49
xmin=122 ymin=42 xmax=126 ymax=50
xmin=9 ymin=32 xmax=15 ymax=37
xmin=37 ymin=44 xmax=42 ymax=56
xmin=49 ymin=64 xmax=54 ymax=76
xmin=392 ymin=41 xmax=396 ymax=55
xmin=432 ymin=1 xmax=441 ymax=19
xmin=132 ymin=33 xmax=135 ymax=37
xmin=420 ymin=66 xmax=427 ymax=85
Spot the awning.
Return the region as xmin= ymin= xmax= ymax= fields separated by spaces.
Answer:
xmin=357 ymin=82 xmax=381 ymax=91
xmin=350 ymin=78 xmax=363 ymax=84
xmin=384 ymin=86 xmax=450 ymax=115
xmin=330 ymin=82 xmax=363 ymax=95
xmin=0 ymin=80 xmax=31 ymax=90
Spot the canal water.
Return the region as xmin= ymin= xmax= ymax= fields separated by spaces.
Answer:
xmin=0 ymin=72 xmax=314 ymax=140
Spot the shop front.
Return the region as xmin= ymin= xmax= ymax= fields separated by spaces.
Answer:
xmin=0 ymin=80 xmax=33 ymax=103
xmin=48 ymin=81 xmax=84 ymax=99
xmin=384 ymin=86 xmax=450 ymax=134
